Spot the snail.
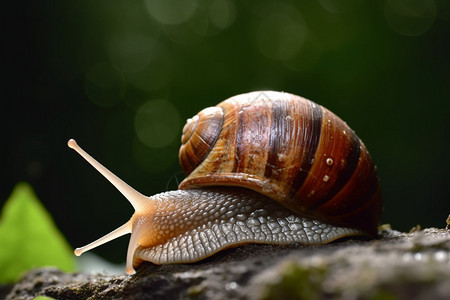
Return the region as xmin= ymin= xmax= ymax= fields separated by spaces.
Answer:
xmin=69 ymin=91 xmax=381 ymax=274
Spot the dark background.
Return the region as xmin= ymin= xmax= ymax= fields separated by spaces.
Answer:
xmin=3 ymin=0 xmax=449 ymax=263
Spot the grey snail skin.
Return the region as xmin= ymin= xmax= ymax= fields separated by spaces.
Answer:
xmin=69 ymin=91 xmax=381 ymax=274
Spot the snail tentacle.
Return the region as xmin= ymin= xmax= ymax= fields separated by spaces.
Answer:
xmin=68 ymin=139 xmax=150 ymax=212
xmin=74 ymin=220 xmax=132 ymax=256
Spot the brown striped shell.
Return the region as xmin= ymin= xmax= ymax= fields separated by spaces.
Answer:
xmin=179 ymin=91 xmax=381 ymax=235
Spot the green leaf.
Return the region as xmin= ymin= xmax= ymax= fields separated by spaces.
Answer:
xmin=0 ymin=182 xmax=75 ymax=283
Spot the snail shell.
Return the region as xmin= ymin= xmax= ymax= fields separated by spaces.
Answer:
xmin=179 ymin=91 xmax=381 ymax=235
xmin=69 ymin=91 xmax=381 ymax=274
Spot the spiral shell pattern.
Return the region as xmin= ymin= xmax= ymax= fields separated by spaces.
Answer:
xmin=178 ymin=91 xmax=381 ymax=235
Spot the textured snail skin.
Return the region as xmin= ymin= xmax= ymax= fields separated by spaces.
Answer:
xmin=133 ymin=188 xmax=363 ymax=265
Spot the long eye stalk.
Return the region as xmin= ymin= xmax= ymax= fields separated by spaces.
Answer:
xmin=68 ymin=139 xmax=149 ymax=212
xmin=68 ymin=139 xmax=151 ymax=274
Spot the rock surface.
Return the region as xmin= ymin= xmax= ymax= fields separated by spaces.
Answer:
xmin=5 ymin=227 xmax=450 ymax=300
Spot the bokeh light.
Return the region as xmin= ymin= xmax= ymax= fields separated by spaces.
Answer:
xmin=384 ymin=0 xmax=437 ymax=36
xmin=257 ymin=12 xmax=307 ymax=61
xmin=145 ymin=0 xmax=198 ymax=25
xmin=134 ymin=99 xmax=180 ymax=148
xmin=319 ymin=0 xmax=364 ymax=14
xmin=208 ymin=0 xmax=236 ymax=30
xmin=107 ymin=32 xmax=159 ymax=73
xmin=124 ymin=46 xmax=172 ymax=92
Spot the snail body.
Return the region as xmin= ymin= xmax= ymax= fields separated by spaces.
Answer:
xmin=69 ymin=91 xmax=381 ymax=274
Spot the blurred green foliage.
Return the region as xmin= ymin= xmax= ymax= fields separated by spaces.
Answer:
xmin=0 ymin=183 xmax=75 ymax=283
xmin=3 ymin=0 xmax=449 ymax=263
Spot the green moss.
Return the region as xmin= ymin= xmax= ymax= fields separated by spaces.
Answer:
xmin=187 ymin=284 xmax=205 ymax=297
xmin=261 ymin=262 xmax=326 ymax=300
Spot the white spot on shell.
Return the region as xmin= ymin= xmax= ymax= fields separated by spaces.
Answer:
xmin=323 ymin=175 xmax=330 ymax=182
xmin=277 ymin=153 xmax=286 ymax=161
xmin=285 ymin=115 xmax=293 ymax=121
xmin=343 ymin=130 xmax=347 ymax=135
xmin=326 ymin=158 xmax=333 ymax=166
